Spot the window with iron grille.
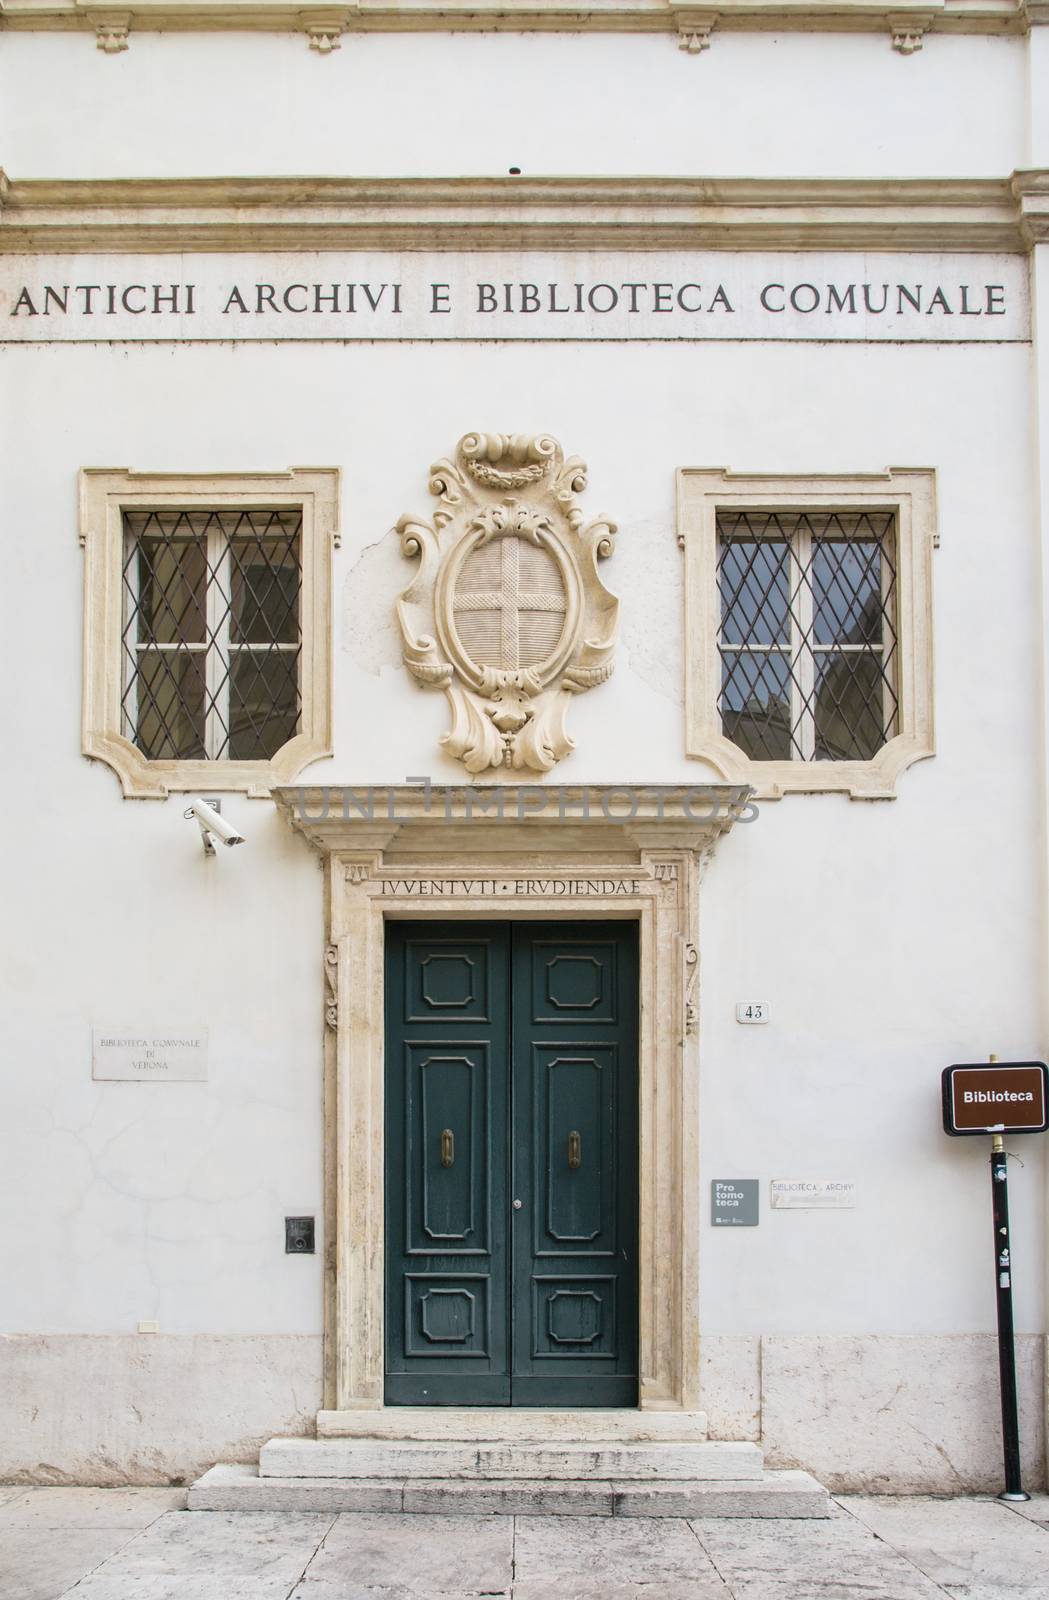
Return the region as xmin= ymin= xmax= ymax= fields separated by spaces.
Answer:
xmin=121 ymin=508 xmax=303 ymax=761
xmin=80 ymin=468 xmax=337 ymax=797
xmin=717 ymin=509 xmax=898 ymax=763
xmin=678 ymin=469 xmax=936 ymax=799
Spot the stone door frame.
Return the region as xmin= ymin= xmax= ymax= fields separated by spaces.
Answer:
xmin=275 ymin=784 xmax=749 ymax=1436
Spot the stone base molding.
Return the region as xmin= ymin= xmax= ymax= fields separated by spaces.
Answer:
xmin=275 ymin=783 xmax=752 ymax=1426
xmin=700 ymin=1332 xmax=1047 ymax=1493
xmin=1 ymin=173 xmax=1048 ymax=254
xmin=0 ymin=1334 xmax=321 ymax=1485
xmin=1 ymin=1329 xmax=1042 ymax=1487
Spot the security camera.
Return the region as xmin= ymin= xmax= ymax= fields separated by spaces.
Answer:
xmin=183 ymin=798 xmax=246 ymax=854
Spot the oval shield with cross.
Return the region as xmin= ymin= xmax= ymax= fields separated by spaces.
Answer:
xmin=397 ymin=432 xmax=619 ymax=775
xmin=451 ymin=529 xmax=570 ymax=730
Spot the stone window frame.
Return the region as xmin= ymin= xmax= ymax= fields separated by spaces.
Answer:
xmin=79 ymin=467 xmax=339 ymax=798
xmin=678 ymin=468 xmax=937 ymax=800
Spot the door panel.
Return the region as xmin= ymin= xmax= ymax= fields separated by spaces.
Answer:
xmin=385 ymin=919 xmax=638 ymax=1407
xmin=536 ymin=1047 xmax=615 ymax=1250
xmin=385 ymin=924 xmax=510 ymax=1404
xmin=511 ymin=924 xmax=638 ymax=1407
xmin=408 ymin=1043 xmax=488 ymax=1253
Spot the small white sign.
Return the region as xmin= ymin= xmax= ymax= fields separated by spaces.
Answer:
xmin=736 ymin=1002 xmax=770 ymax=1025
xmin=92 ymin=1028 xmax=208 ymax=1082
xmin=771 ymin=1179 xmax=856 ymax=1209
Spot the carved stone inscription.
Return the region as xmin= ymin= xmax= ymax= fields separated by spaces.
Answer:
xmin=380 ymin=877 xmax=642 ymax=897
xmin=2 ymin=253 xmax=1029 ymax=342
xmin=396 ymin=433 xmax=619 ymax=776
xmin=92 ymin=1028 xmax=208 ymax=1081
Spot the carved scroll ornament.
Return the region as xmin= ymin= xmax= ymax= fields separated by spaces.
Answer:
xmin=395 ymin=433 xmax=619 ymax=775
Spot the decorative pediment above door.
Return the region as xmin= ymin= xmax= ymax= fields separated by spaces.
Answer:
xmin=395 ymin=433 xmax=619 ymax=776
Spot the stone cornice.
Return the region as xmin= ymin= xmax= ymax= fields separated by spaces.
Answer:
xmin=0 ymin=0 xmax=1037 ymax=42
xmin=1013 ymin=170 xmax=1049 ymax=245
xmin=273 ymin=783 xmax=753 ymax=855
xmin=0 ymin=173 xmax=1041 ymax=253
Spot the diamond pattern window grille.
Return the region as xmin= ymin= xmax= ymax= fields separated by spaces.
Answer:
xmin=121 ymin=508 xmax=302 ymax=761
xmin=717 ymin=509 xmax=898 ymax=763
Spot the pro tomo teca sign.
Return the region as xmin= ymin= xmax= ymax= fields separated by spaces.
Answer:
xmin=942 ymin=1062 xmax=1049 ymax=1135
xmin=711 ymin=1179 xmax=759 ymax=1226
xmin=0 ymin=251 xmax=1030 ymax=343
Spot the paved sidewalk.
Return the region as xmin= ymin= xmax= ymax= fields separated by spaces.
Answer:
xmin=0 ymin=1485 xmax=1047 ymax=1600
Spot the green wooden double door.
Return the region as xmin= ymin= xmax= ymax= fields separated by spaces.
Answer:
xmin=385 ymin=920 xmax=639 ymax=1407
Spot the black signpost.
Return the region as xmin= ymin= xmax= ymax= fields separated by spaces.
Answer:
xmin=941 ymin=1056 xmax=1049 ymax=1503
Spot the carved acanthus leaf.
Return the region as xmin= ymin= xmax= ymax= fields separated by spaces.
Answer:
xmin=683 ymin=941 xmax=699 ymax=1036
xmin=324 ymin=943 xmax=339 ymax=1031
xmin=396 ymin=513 xmax=455 ymax=688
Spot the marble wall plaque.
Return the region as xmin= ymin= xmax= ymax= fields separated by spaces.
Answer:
xmin=92 ymin=1028 xmax=208 ymax=1082
xmin=0 ymin=251 xmax=1029 ymax=343
xmin=771 ymin=1179 xmax=856 ymax=1209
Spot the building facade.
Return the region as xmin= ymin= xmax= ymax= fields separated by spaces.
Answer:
xmin=1 ymin=0 xmax=1048 ymax=1494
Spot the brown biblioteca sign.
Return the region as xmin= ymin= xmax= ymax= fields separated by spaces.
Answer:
xmin=941 ymin=1062 xmax=1049 ymax=1136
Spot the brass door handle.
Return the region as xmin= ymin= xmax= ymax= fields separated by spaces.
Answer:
xmin=441 ymin=1129 xmax=454 ymax=1168
xmin=567 ymin=1130 xmax=582 ymax=1170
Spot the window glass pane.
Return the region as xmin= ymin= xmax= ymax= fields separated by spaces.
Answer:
xmin=718 ymin=518 xmax=790 ymax=647
xmin=812 ymin=519 xmax=893 ymax=648
xmin=230 ymin=512 xmax=302 ymax=645
xmin=124 ymin=515 xmax=207 ymax=646
xmin=814 ymin=651 xmax=897 ymax=760
xmin=719 ymin=649 xmax=792 ymax=761
xmin=226 ymin=650 xmax=300 ymax=760
xmin=127 ymin=649 xmax=206 ymax=760
xmin=122 ymin=506 xmax=302 ymax=763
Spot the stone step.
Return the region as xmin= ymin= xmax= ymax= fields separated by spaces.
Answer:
xmin=316 ymin=1407 xmax=709 ymax=1442
xmin=259 ymin=1436 xmax=764 ymax=1481
xmin=190 ymin=1464 xmax=829 ymax=1518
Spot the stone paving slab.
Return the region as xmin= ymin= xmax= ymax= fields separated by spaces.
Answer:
xmin=0 ymin=1487 xmax=1040 ymax=1600
xmin=841 ymin=1494 xmax=1049 ymax=1598
xmin=512 ymin=1586 xmax=719 ymax=1599
xmin=0 ymin=1486 xmax=182 ymax=1600
xmin=513 ymin=1513 xmax=727 ymax=1590
xmin=291 ymin=1588 xmax=509 ymax=1600
xmin=1 ymin=1489 xmax=186 ymax=1528
xmin=296 ymin=1510 xmax=514 ymax=1594
xmin=60 ymin=1575 xmax=306 ymax=1600
xmin=3 ymin=1526 xmax=151 ymax=1600
xmin=0 ymin=1486 xmax=33 ymax=1510
xmin=694 ymin=1505 xmax=952 ymax=1598
xmin=81 ymin=1510 xmax=334 ymax=1582
xmin=1006 ymin=1492 xmax=1049 ymax=1527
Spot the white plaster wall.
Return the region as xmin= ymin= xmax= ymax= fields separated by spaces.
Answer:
xmin=0 ymin=30 xmax=1027 ymax=181
xmin=1029 ymin=29 xmax=1049 ymax=167
xmin=0 ymin=333 xmax=1043 ymax=1353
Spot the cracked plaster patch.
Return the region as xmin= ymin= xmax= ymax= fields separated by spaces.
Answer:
xmin=342 ymin=529 xmax=405 ymax=676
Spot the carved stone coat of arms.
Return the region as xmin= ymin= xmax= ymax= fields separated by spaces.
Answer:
xmin=396 ymin=433 xmax=619 ymax=775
